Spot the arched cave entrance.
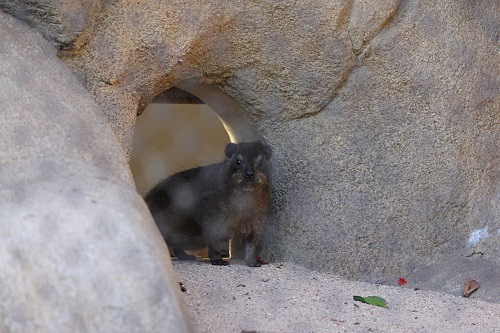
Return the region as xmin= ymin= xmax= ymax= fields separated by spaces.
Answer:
xmin=129 ymin=88 xmax=230 ymax=196
xmin=130 ymin=82 xmax=260 ymax=260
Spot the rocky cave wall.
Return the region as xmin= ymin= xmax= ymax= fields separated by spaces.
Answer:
xmin=55 ymin=0 xmax=499 ymax=282
xmin=1 ymin=0 xmax=499 ymax=330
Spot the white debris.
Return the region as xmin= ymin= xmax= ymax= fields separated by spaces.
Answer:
xmin=467 ymin=226 xmax=489 ymax=246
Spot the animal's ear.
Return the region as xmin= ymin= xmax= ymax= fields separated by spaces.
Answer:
xmin=225 ymin=143 xmax=237 ymax=158
xmin=262 ymin=143 xmax=272 ymax=159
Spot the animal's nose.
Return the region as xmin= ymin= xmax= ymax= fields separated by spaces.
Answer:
xmin=244 ymin=169 xmax=255 ymax=179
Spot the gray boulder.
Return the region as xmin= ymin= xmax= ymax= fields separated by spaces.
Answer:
xmin=0 ymin=12 xmax=192 ymax=332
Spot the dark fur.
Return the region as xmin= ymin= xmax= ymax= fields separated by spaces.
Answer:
xmin=145 ymin=142 xmax=272 ymax=267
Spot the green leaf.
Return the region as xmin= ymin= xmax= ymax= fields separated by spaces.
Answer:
xmin=353 ymin=295 xmax=388 ymax=308
xmin=353 ymin=296 xmax=365 ymax=302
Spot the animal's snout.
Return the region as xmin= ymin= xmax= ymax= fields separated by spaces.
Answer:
xmin=244 ymin=169 xmax=255 ymax=179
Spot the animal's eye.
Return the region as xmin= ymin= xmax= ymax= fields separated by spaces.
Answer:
xmin=235 ymin=159 xmax=242 ymax=167
xmin=257 ymin=159 xmax=263 ymax=167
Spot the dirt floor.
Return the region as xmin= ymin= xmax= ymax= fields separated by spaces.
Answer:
xmin=173 ymin=260 xmax=500 ymax=333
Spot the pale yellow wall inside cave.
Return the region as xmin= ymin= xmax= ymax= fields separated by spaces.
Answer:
xmin=129 ymin=103 xmax=230 ymax=196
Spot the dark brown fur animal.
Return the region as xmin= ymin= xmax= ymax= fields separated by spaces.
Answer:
xmin=145 ymin=142 xmax=272 ymax=267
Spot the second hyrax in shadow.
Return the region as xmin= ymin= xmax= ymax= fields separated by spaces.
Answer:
xmin=145 ymin=141 xmax=272 ymax=267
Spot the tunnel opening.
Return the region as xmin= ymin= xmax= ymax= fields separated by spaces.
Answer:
xmin=130 ymin=88 xmax=230 ymax=196
xmin=130 ymin=83 xmax=261 ymax=261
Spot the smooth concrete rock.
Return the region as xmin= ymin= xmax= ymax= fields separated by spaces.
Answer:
xmin=0 ymin=12 xmax=192 ymax=332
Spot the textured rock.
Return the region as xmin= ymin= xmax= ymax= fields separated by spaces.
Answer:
xmin=220 ymin=0 xmax=499 ymax=286
xmin=256 ymin=0 xmax=499 ymax=284
xmin=60 ymin=0 xmax=356 ymax=156
xmin=61 ymin=1 xmax=232 ymax=154
xmin=61 ymin=0 xmax=499 ymax=288
xmin=348 ymin=0 xmax=401 ymax=54
xmin=4 ymin=0 xmax=499 ymax=305
xmin=0 ymin=12 xmax=191 ymax=332
xmin=0 ymin=0 xmax=102 ymax=49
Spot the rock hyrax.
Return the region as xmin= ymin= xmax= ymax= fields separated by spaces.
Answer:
xmin=145 ymin=141 xmax=272 ymax=267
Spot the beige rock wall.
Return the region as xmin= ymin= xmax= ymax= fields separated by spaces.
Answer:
xmin=260 ymin=0 xmax=499 ymax=281
xmin=59 ymin=0 xmax=498 ymax=282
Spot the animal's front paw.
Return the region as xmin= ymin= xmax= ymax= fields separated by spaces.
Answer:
xmin=211 ymin=259 xmax=230 ymax=266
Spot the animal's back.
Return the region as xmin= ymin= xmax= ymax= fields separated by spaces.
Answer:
xmin=145 ymin=163 xmax=225 ymax=249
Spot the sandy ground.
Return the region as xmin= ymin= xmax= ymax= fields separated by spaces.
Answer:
xmin=173 ymin=260 xmax=500 ymax=333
